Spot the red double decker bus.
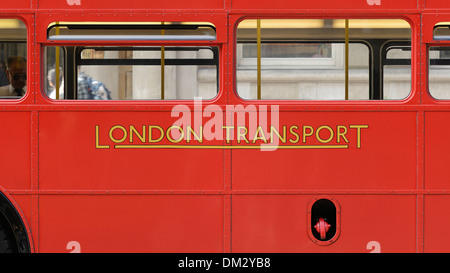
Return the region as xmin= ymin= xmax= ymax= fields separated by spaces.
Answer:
xmin=1 ymin=0 xmax=450 ymax=253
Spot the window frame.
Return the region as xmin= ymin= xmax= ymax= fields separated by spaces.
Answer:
xmin=234 ymin=17 xmax=414 ymax=102
xmin=41 ymin=21 xmax=222 ymax=102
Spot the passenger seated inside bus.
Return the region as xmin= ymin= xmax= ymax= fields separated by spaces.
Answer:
xmin=0 ymin=56 xmax=26 ymax=97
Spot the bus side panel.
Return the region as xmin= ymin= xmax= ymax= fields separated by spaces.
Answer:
xmin=424 ymin=195 xmax=450 ymax=252
xmin=38 ymin=111 xmax=224 ymax=191
xmin=37 ymin=0 xmax=225 ymax=10
xmin=232 ymin=195 xmax=416 ymax=252
xmin=425 ymin=112 xmax=450 ymax=190
xmin=0 ymin=112 xmax=31 ymax=190
xmin=424 ymin=112 xmax=450 ymax=252
xmin=0 ymin=0 xmax=30 ymax=9
xmin=424 ymin=0 xmax=450 ymax=9
xmin=38 ymin=195 xmax=224 ymax=252
xmin=232 ymin=112 xmax=416 ymax=190
xmin=231 ymin=0 xmax=417 ymax=10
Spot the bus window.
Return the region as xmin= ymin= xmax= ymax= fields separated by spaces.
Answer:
xmin=429 ymin=46 xmax=450 ymax=99
xmin=44 ymin=23 xmax=218 ymax=100
xmin=383 ymin=43 xmax=411 ymax=100
xmin=0 ymin=19 xmax=27 ymax=99
xmin=236 ymin=19 xmax=411 ymax=100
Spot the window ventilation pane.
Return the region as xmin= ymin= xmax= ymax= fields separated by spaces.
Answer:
xmin=47 ymin=23 xmax=216 ymax=41
xmin=433 ymin=23 xmax=450 ymax=40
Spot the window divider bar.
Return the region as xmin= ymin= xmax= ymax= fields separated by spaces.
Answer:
xmin=78 ymin=59 xmax=216 ymax=66
xmin=345 ymin=19 xmax=349 ymax=101
xmin=161 ymin=22 xmax=165 ymax=100
xmin=55 ymin=22 xmax=60 ymax=100
xmin=257 ymin=19 xmax=262 ymax=100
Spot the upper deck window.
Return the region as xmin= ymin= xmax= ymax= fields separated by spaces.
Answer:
xmin=0 ymin=19 xmax=27 ymax=99
xmin=44 ymin=22 xmax=218 ymax=100
xmin=236 ymin=19 xmax=411 ymax=100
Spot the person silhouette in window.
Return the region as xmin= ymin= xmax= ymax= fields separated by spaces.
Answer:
xmin=0 ymin=56 xmax=27 ymax=97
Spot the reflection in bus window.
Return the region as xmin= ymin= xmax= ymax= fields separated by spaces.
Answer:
xmin=0 ymin=19 xmax=27 ymax=98
xmin=236 ymin=19 xmax=411 ymax=100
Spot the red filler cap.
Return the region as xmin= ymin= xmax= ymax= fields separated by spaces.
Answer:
xmin=314 ymin=218 xmax=331 ymax=240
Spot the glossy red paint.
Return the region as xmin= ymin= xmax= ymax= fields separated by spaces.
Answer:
xmin=0 ymin=0 xmax=449 ymax=253
xmin=232 ymin=195 xmax=416 ymax=252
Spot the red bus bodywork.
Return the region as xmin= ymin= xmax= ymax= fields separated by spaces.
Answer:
xmin=0 ymin=0 xmax=449 ymax=253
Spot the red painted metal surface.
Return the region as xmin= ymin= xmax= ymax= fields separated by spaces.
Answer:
xmin=37 ymin=0 xmax=226 ymax=10
xmin=0 ymin=0 xmax=449 ymax=253
xmin=231 ymin=0 xmax=418 ymax=10
xmin=39 ymin=195 xmax=224 ymax=252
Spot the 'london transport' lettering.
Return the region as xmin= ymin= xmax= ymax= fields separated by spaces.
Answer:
xmin=95 ymin=123 xmax=369 ymax=150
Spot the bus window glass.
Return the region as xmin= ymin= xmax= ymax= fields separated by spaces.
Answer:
xmin=45 ymin=46 xmax=218 ymax=100
xmin=0 ymin=19 xmax=27 ymax=99
xmin=44 ymin=23 xmax=219 ymax=100
xmin=429 ymin=47 xmax=450 ymax=99
xmin=45 ymin=46 xmax=64 ymax=99
xmin=236 ymin=19 xmax=411 ymax=100
xmin=383 ymin=44 xmax=411 ymax=100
